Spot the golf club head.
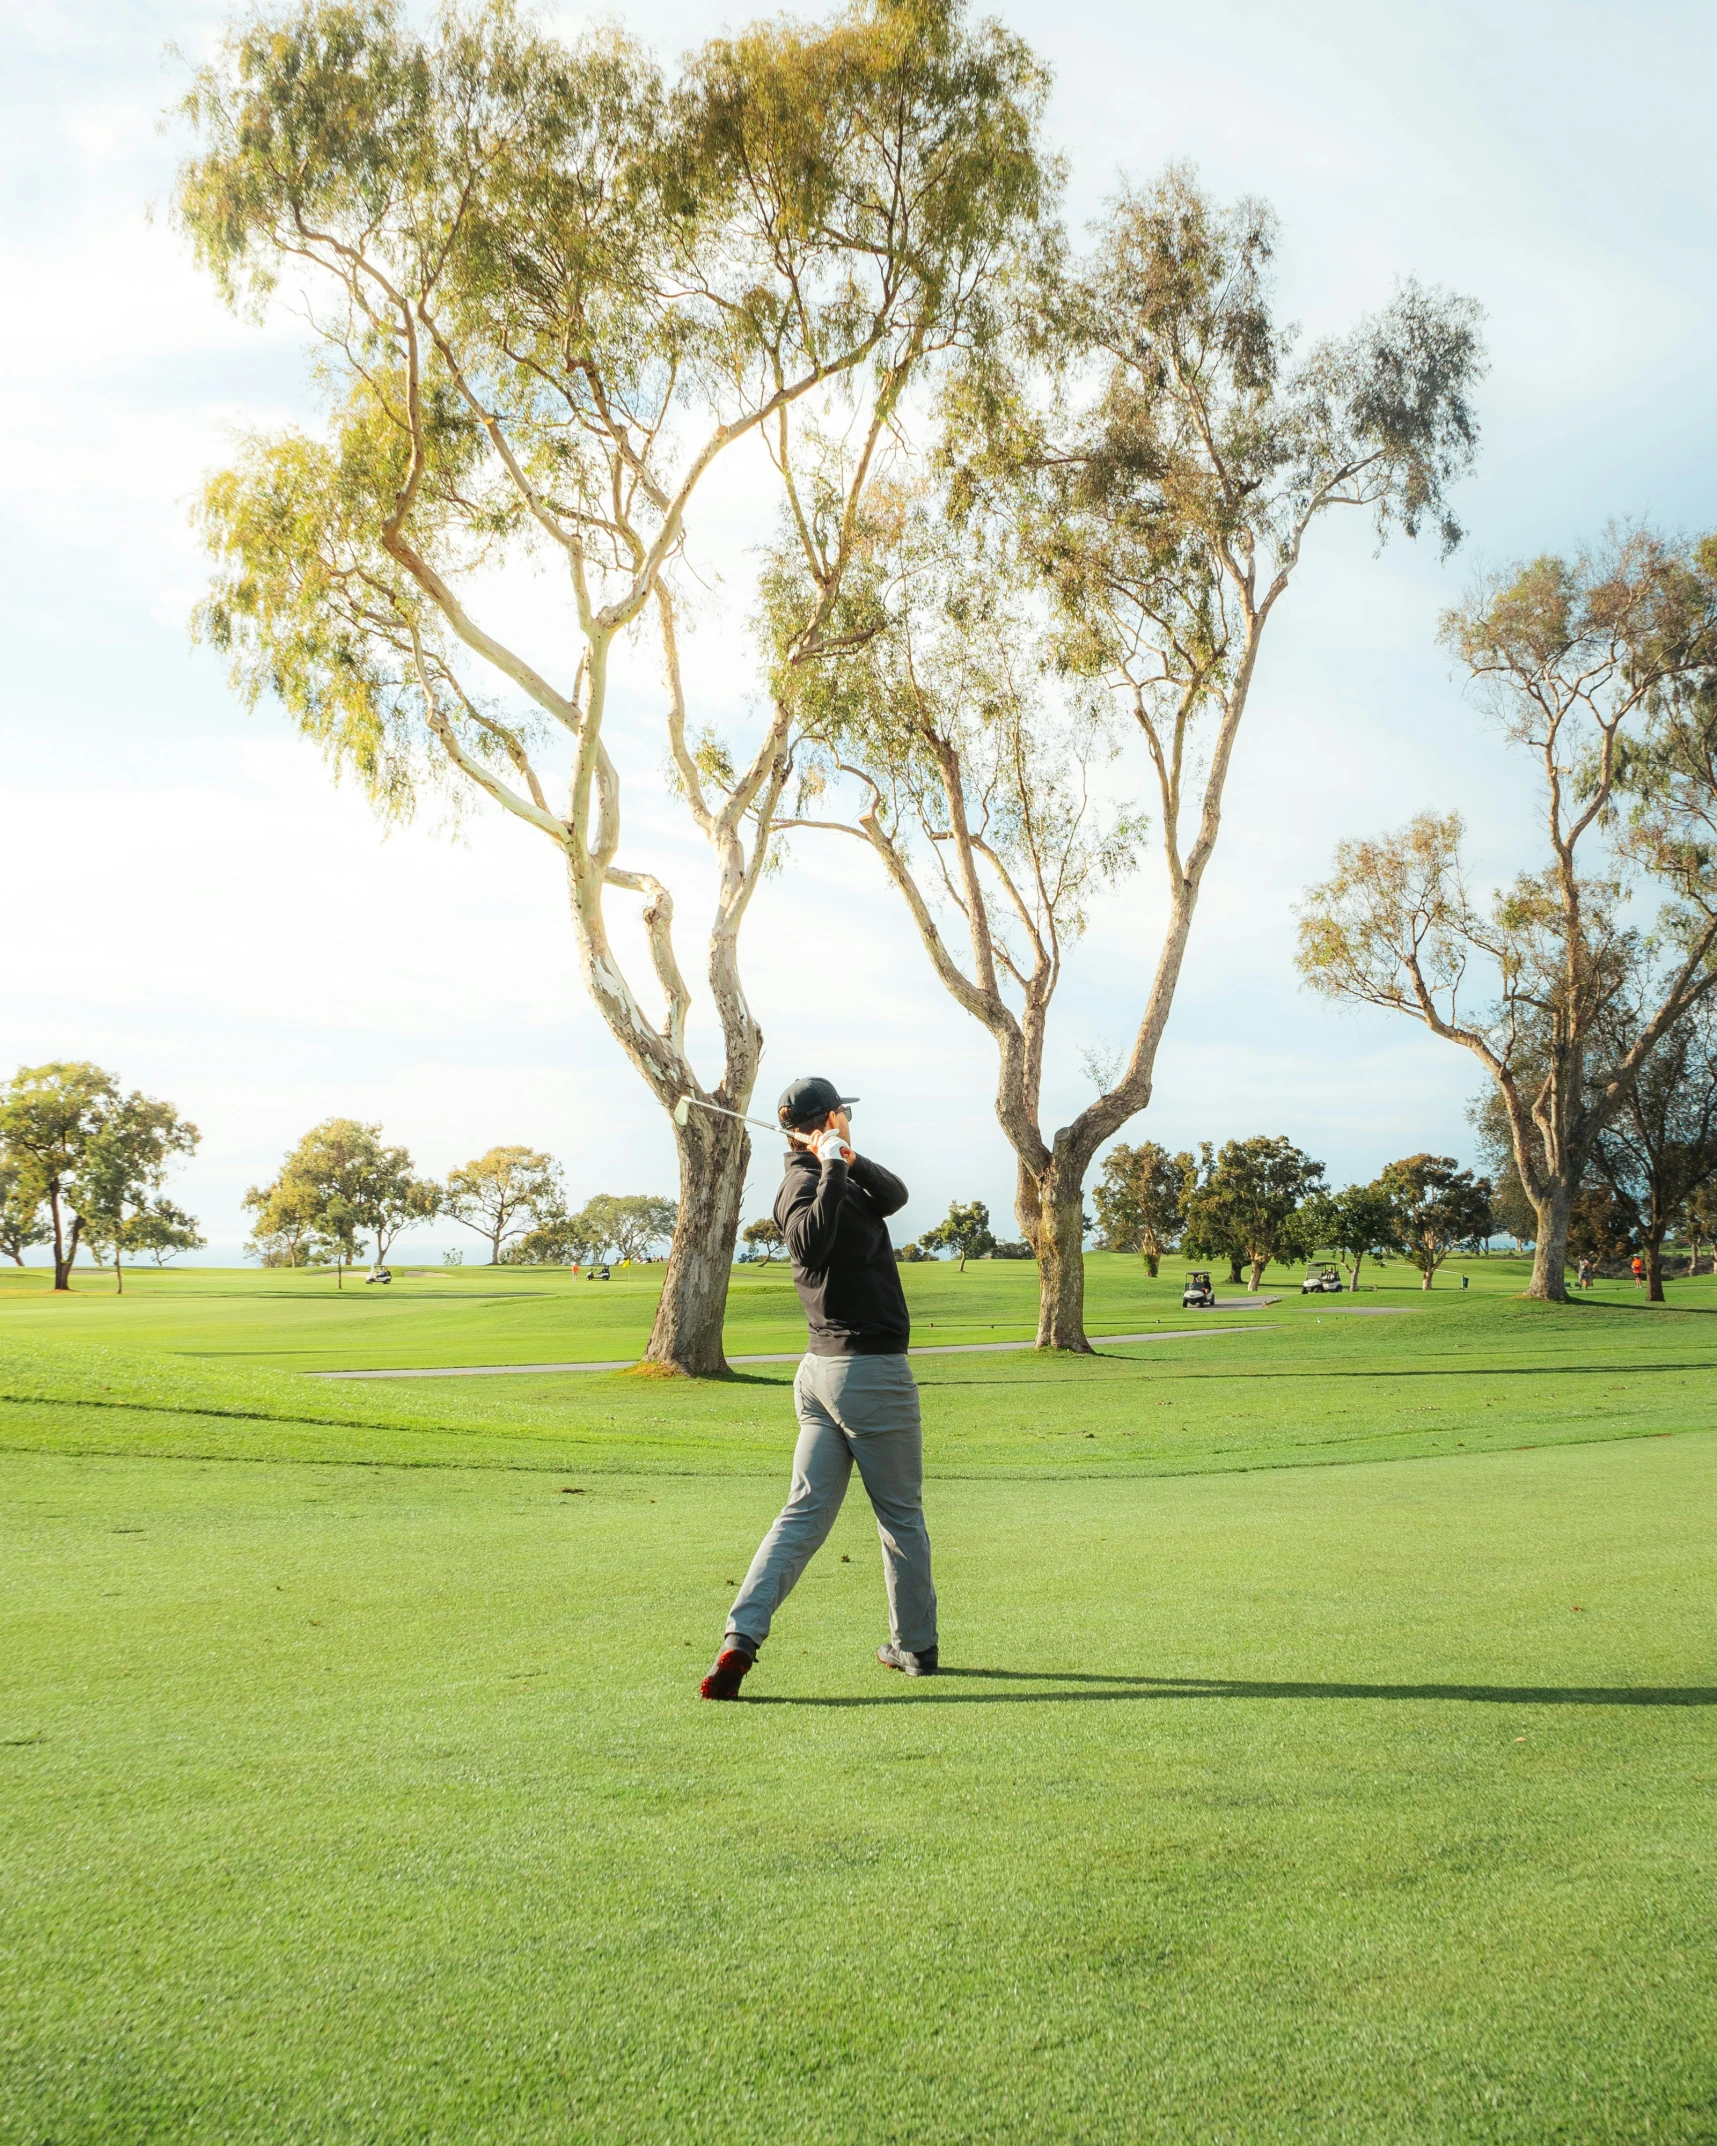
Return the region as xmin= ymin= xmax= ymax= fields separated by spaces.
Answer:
xmin=672 ymin=1095 xmax=692 ymax=1127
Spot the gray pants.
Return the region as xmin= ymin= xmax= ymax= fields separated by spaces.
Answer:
xmin=726 ymin=1352 xmax=937 ymax=1655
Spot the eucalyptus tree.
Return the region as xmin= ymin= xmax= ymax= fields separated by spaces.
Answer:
xmin=247 ymin=1118 xmax=424 ymax=1286
xmin=78 ymin=1095 xmax=204 ymax=1296
xmin=1298 ymin=1179 xmax=1398 ymax=1294
xmin=0 ymin=1063 xmax=119 ymax=1290
xmin=176 ymin=0 xmax=1048 ymax=1372
xmin=1587 ymin=1002 xmax=1717 ymax=1300
xmin=1298 ymin=527 xmax=1717 ymax=1299
xmin=442 ymin=1146 xmax=561 ymax=1264
xmin=781 ymin=167 xmax=1482 ymax=1346
xmin=1181 ymin=1136 xmax=1324 ymax=1293
xmin=920 ymin=1198 xmax=996 ymax=1269
xmin=0 ymin=1065 xmax=199 ymax=1292
xmin=1093 ymin=1140 xmax=1188 ymax=1275
xmin=1376 ymin=1154 xmax=1491 ymax=1290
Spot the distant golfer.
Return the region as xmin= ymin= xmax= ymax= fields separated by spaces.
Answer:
xmin=700 ymin=1076 xmax=938 ymax=1699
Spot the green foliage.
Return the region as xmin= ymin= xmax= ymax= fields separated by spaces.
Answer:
xmin=176 ymin=0 xmax=1054 ymax=817
xmin=517 ymin=1193 xmax=677 ymax=1265
xmin=1093 ymin=1141 xmax=1188 ymax=1276
xmin=1589 ymin=1002 xmax=1717 ymax=1293
xmin=741 ymin=1217 xmax=786 ymax=1263
xmin=1378 ymin=1154 xmax=1494 ymax=1288
xmin=1567 ymin=1183 xmax=1636 ymax=1270
xmin=0 ymin=1158 xmax=49 ymax=1266
xmin=1298 ymin=1180 xmax=1399 ymax=1291
xmin=0 ymin=1063 xmax=198 ymax=1289
xmin=246 ymin=1118 xmax=431 ymax=1281
xmin=75 ymin=1094 xmax=202 ymax=1293
xmin=1181 ymin=1137 xmax=1325 ymax=1291
xmin=919 ymin=1198 xmax=995 ymax=1271
xmin=443 ymin=1146 xmax=562 ymax=1263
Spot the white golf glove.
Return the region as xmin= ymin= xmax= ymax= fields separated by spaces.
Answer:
xmin=812 ymin=1128 xmax=851 ymax=1166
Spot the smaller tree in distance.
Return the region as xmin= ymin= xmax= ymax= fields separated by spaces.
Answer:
xmin=1588 ymin=1004 xmax=1717 ymax=1300
xmin=0 ymin=1062 xmax=121 ymax=1289
xmin=126 ymin=1202 xmax=206 ymax=1268
xmin=244 ymin=1172 xmax=321 ymax=1267
xmin=444 ymin=1149 xmax=563 ymax=1265
xmin=1377 ymin=1155 xmax=1493 ymax=1289
xmin=248 ymin=1119 xmax=427 ymax=1288
xmin=1182 ymin=1138 xmax=1324 ymax=1293
xmin=78 ymin=1093 xmax=202 ymax=1295
xmin=1567 ymin=1183 xmax=1634 ymax=1275
xmin=741 ymin=1218 xmax=786 ymax=1264
xmin=1299 ymin=1181 xmax=1397 ymax=1294
xmin=920 ymin=1200 xmax=996 ymax=1272
xmin=1684 ymin=1180 xmax=1717 ymax=1276
xmin=1093 ymin=1142 xmax=1189 ymax=1277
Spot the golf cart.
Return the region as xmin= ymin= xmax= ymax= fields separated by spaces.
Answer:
xmin=1301 ymin=1264 xmax=1344 ymax=1295
xmin=365 ymin=1265 xmax=392 ymax=1286
xmin=1181 ymin=1271 xmax=1216 ymax=1309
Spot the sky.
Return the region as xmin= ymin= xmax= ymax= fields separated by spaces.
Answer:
xmin=3 ymin=0 xmax=1715 ymax=1263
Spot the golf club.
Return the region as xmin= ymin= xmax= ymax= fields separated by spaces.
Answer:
xmin=672 ymin=1094 xmax=783 ymax=1136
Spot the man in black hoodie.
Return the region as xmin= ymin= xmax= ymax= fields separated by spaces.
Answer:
xmin=701 ymin=1075 xmax=938 ymax=1699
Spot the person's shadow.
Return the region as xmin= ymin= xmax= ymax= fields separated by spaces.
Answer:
xmin=744 ymin=1668 xmax=1717 ymax=1708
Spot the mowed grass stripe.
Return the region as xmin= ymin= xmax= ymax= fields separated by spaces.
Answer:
xmin=3 ymin=1434 xmax=1714 ymax=2142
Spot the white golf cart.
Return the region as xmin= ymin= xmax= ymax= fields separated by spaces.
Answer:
xmin=1181 ymin=1270 xmax=1216 ymax=1309
xmin=365 ymin=1265 xmax=392 ymax=1286
xmin=1301 ymin=1264 xmax=1344 ymax=1295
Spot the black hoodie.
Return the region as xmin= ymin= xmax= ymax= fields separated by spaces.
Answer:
xmin=773 ymin=1147 xmax=911 ymax=1355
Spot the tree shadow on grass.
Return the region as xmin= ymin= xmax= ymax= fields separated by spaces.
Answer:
xmin=746 ymin=1669 xmax=1717 ymax=1708
xmin=921 ymin=1359 xmax=1717 ymax=1390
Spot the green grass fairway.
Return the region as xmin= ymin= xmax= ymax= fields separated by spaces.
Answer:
xmin=4 ymin=1259 xmax=1716 ymax=2140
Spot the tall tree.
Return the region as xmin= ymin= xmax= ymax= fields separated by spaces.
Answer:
xmin=1299 ymin=527 xmax=1717 ymax=1301
xmin=444 ymin=1147 xmax=563 ymax=1264
xmin=1181 ymin=1137 xmax=1324 ymax=1293
xmin=1685 ymin=1179 xmax=1717 ymax=1276
xmin=176 ymin=0 xmax=1049 ymax=1374
xmin=1376 ymin=1154 xmax=1491 ymax=1291
xmin=1588 ymin=1004 xmax=1717 ymax=1300
xmin=1092 ymin=1141 xmax=1188 ymax=1276
xmin=783 ymin=167 xmax=1482 ymax=1347
xmin=0 ymin=1063 xmax=121 ymax=1291
xmin=78 ymin=1094 xmax=203 ymax=1296
xmin=920 ymin=1198 xmax=995 ymax=1271
xmin=0 ymin=1159 xmax=48 ymax=1268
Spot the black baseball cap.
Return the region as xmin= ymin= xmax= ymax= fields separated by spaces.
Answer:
xmin=777 ymin=1075 xmax=859 ymax=1129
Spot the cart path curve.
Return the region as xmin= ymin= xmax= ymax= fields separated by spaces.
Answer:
xmin=313 ymin=1322 xmax=1281 ymax=1380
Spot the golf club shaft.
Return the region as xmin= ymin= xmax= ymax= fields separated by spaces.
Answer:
xmin=678 ymin=1095 xmax=781 ymax=1137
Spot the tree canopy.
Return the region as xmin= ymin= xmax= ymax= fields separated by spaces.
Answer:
xmin=1300 ymin=526 xmax=1717 ymax=1300
xmin=176 ymin=0 xmax=1052 ymax=1375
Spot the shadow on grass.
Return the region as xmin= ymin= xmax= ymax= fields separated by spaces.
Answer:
xmin=746 ymin=1669 xmax=1717 ymax=1708
xmin=922 ymin=1358 xmax=1717 ymax=1389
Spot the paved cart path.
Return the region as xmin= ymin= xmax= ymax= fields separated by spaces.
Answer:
xmin=314 ymin=1322 xmax=1281 ymax=1381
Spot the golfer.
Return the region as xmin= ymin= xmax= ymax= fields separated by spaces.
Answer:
xmin=700 ymin=1076 xmax=938 ymax=1699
